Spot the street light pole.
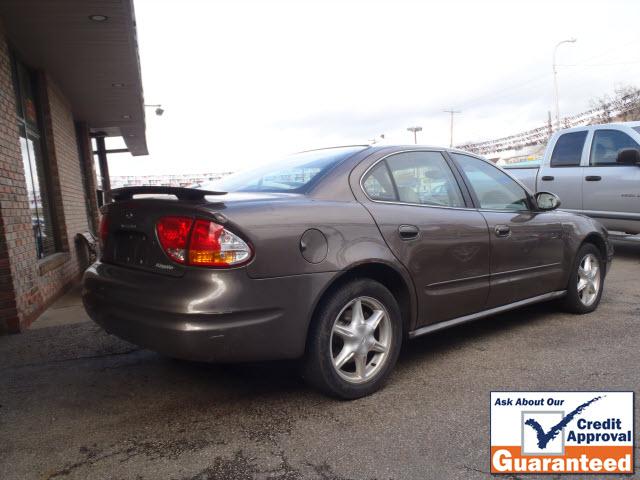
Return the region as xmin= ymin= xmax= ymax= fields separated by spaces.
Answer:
xmin=443 ymin=109 xmax=461 ymax=147
xmin=553 ymin=38 xmax=576 ymax=130
xmin=407 ymin=126 xmax=422 ymax=144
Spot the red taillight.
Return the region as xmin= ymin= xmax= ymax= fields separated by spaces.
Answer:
xmin=155 ymin=217 xmax=252 ymax=268
xmin=156 ymin=216 xmax=193 ymax=264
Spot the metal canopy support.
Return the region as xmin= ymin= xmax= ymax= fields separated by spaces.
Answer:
xmin=94 ymin=133 xmax=112 ymax=204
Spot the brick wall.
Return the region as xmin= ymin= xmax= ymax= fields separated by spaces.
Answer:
xmin=0 ymin=19 xmax=30 ymax=332
xmin=41 ymin=75 xmax=92 ymax=279
xmin=0 ymin=21 xmax=96 ymax=332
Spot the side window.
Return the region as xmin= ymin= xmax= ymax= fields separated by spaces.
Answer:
xmin=385 ymin=151 xmax=465 ymax=207
xmin=550 ymin=131 xmax=588 ymax=167
xmin=362 ymin=162 xmax=397 ymax=201
xmin=451 ymin=153 xmax=529 ymax=211
xmin=590 ymin=129 xmax=639 ymax=166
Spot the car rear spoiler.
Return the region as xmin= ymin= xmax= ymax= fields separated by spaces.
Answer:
xmin=111 ymin=186 xmax=227 ymax=202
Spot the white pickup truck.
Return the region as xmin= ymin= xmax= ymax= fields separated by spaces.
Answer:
xmin=505 ymin=121 xmax=640 ymax=234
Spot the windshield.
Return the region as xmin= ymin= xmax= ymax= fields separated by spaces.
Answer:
xmin=198 ymin=146 xmax=367 ymax=193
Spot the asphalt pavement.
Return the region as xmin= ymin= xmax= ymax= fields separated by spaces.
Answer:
xmin=1 ymin=241 xmax=639 ymax=480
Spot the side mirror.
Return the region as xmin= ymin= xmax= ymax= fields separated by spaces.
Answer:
xmin=616 ymin=148 xmax=640 ymax=165
xmin=535 ymin=191 xmax=561 ymax=211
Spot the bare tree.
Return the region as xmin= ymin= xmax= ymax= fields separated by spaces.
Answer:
xmin=590 ymin=84 xmax=640 ymax=124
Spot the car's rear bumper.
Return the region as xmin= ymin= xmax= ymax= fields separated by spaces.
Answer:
xmin=82 ymin=262 xmax=335 ymax=362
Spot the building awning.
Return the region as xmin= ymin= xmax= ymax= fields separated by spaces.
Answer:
xmin=0 ymin=0 xmax=148 ymax=156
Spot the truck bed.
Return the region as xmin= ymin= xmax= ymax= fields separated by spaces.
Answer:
xmin=502 ymin=164 xmax=539 ymax=192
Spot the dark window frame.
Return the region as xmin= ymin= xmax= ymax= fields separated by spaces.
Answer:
xmin=361 ymin=150 xmax=472 ymax=209
xmin=549 ymin=131 xmax=588 ymax=168
xmin=361 ymin=160 xmax=398 ymax=202
xmin=10 ymin=51 xmax=61 ymax=258
xmin=588 ymin=128 xmax=640 ymax=167
xmin=449 ymin=152 xmax=534 ymax=212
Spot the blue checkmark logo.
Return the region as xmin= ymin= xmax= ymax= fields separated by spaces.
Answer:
xmin=524 ymin=396 xmax=603 ymax=449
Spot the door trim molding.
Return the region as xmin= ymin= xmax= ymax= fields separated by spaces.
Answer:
xmin=491 ymin=262 xmax=562 ymax=278
xmin=426 ymin=272 xmax=490 ymax=288
xmin=408 ymin=290 xmax=567 ymax=339
xmin=581 ymin=209 xmax=640 ymax=221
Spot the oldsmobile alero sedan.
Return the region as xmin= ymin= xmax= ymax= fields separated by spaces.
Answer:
xmin=83 ymin=145 xmax=613 ymax=399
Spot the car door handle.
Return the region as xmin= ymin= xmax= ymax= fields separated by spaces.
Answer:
xmin=494 ymin=225 xmax=511 ymax=237
xmin=398 ymin=225 xmax=419 ymax=240
xmin=541 ymin=175 xmax=554 ymax=181
xmin=585 ymin=175 xmax=601 ymax=181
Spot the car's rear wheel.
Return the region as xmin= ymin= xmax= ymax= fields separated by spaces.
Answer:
xmin=562 ymin=243 xmax=604 ymax=314
xmin=303 ymin=279 xmax=402 ymax=399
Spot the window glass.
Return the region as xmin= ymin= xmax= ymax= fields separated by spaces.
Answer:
xmin=452 ymin=153 xmax=529 ymax=211
xmin=385 ymin=151 xmax=464 ymax=207
xmin=199 ymin=146 xmax=365 ymax=193
xmin=550 ymin=131 xmax=587 ymax=167
xmin=362 ymin=162 xmax=397 ymax=201
xmin=590 ymin=129 xmax=640 ymax=166
xmin=633 ymin=127 xmax=640 ymax=136
xmin=12 ymin=55 xmax=58 ymax=258
xmin=19 ymin=128 xmax=56 ymax=258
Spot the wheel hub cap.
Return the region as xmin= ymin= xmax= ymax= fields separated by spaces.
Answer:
xmin=330 ymin=296 xmax=392 ymax=384
xmin=577 ymin=253 xmax=601 ymax=307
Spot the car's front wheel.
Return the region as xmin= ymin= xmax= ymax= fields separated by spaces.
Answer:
xmin=303 ymin=279 xmax=402 ymax=399
xmin=562 ymin=243 xmax=604 ymax=314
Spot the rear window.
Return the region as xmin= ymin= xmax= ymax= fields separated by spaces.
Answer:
xmin=633 ymin=127 xmax=640 ymax=135
xmin=550 ymin=131 xmax=587 ymax=167
xmin=200 ymin=146 xmax=366 ymax=193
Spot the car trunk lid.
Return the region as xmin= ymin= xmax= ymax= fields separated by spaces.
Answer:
xmin=100 ymin=187 xmax=228 ymax=277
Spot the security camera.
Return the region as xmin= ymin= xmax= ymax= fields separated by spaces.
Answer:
xmin=155 ymin=107 xmax=164 ymax=116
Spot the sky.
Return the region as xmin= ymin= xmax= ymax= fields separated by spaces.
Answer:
xmin=106 ymin=0 xmax=640 ymax=176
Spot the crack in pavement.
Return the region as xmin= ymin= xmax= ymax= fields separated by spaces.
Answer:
xmin=44 ymin=437 xmax=221 ymax=479
xmin=0 ymin=348 xmax=142 ymax=372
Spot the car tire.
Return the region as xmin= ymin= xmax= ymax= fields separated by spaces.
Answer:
xmin=303 ymin=278 xmax=403 ymax=400
xmin=561 ymin=243 xmax=604 ymax=314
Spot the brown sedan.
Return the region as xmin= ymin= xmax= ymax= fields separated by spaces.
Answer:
xmin=83 ymin=145 xmax=613 ymax=399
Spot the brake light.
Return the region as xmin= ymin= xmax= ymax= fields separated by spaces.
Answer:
xmin=156 ymin=216 xmax=193 ymax=264
xmin=188 ymin=219 xmax=252 ymax=267
xmin=155 ymin=217 xmax=252 ymax=268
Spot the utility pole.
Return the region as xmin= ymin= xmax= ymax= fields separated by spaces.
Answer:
xmin=443 ymin=109 xmax=461 ymax=147
xmin=406 ymin=126 xmax=422 ymax=144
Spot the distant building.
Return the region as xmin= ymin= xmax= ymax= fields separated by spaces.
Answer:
xmin=494 ymin=144 xmax=546 ymax=166
xmin=109 ymin=172 xmax=234 ymax=189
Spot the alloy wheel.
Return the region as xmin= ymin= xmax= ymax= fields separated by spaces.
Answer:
xmin=330 ymin=296 xmax=392 ymax=384
xmin=577 ymin=253 xmax=601 ymax=307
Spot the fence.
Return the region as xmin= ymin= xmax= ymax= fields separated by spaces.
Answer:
xmin=456 ymin=96 xmax=640 ymax=155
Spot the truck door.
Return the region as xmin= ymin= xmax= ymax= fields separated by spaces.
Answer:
xmin=539 ymin=130 xmax=588 ymax=212
xmin=582 ymin=128 xmax=640 ymax=233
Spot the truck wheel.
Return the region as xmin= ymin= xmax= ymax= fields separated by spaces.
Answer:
xmin=561 ymin=243 xmax=604 ymax=314
xmin=303 ymin=279 xmax=402 ymax=399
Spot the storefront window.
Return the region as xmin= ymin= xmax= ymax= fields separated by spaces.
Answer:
xmin=12 ymin=55 xmax=58 ymax=259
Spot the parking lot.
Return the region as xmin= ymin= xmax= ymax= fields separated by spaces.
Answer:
xmin=0 ymin=240 xmax=638 ymax=480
